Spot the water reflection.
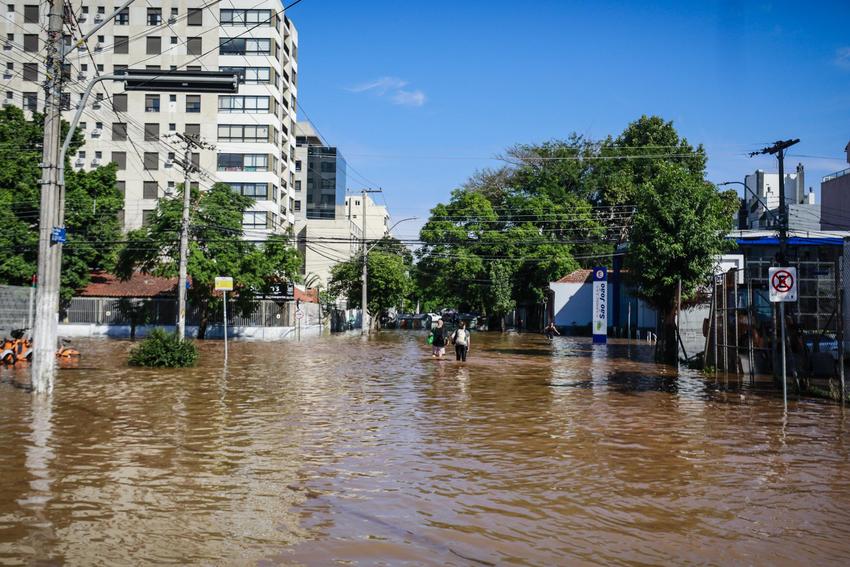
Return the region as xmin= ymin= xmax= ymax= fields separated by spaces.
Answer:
xmin=0 ymin=333 xmax=849 ymax=565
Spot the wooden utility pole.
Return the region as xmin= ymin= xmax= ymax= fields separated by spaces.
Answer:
xmin=750 ymin=139 xmax=800 ymax=264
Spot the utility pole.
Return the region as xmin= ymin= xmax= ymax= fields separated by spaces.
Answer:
xmin=30 ymin=0 xmax=66 ymax=394
xmin=359 ymin=188 xmax=382 ymax=335
xmin=167 ymin=132 xmax=214 ymax=338
xmin=750 ymin=139 xmax=800 ymax=264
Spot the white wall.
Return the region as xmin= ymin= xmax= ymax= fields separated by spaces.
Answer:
xmin=550 ymin=282 xmax=593 ymax=327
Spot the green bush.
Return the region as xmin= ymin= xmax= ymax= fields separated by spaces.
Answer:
xmin=128 ymin=328 xmax=199 ymax=368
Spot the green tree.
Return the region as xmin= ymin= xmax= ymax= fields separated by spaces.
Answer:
xmin=625 ymin=162 xmax=738 ymax=362
xmin=328 ymin=246 xmax=412 ymax=330
xmin=115 ymin=183 xmax=301 ymax=339
xmin=0 ymin=106 xmax=122 ymax=303
xmin=488 ymin=260 xmax=515 ymax=332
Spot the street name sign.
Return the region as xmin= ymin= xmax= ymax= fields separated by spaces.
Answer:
xmin=214 ymin=277 xmax=233 ymax=291
xmin=769 ymin=267 xmax=797 ymax=302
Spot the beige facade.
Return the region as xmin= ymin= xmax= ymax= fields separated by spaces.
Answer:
xmin=1 ymin=0 xmax=298 ymax=234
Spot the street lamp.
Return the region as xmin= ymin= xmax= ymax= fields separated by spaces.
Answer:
xmin=361 ymin=216 xmax=417 ymax=335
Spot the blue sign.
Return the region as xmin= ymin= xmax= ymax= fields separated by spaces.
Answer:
xmin=592 ymin=266 xmax=608 ymax=344
xmin=50 ymin=227 xmax=66 ymax=244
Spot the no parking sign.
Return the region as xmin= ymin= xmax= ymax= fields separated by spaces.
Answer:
xmin=768 ymin=267 xmax=797 ymax=302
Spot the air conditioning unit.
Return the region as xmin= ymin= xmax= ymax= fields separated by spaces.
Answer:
xmin=94 ymin=13 xmax=104 ymax=22
xmin=91 ymin=128 xmax=102 ymax=137
xmin=92 ymin=101 xmax=101 ymax=109
xmin=77 ymin=72 xmax=86 ymax=80
xmin=2 ymin=99 xmax=12 ymax=106
xmin=91 ymin=158 xmax=101 ymax=166
xmin=95 ymin=42 xmax=104 ymax=51
xmin=77 ymin=44 xmax=86 ymax=52
xmin=74 ymin=158 xmax=85 ymax=167
xmin=168 ymin=16 xmax=176 ymax=24
xmin=2 ymin=71 xmax=11 ymax=80
xmin=164 ymin=159 xmax=174 ymax=167
xmin=78 ymin=13 xmax=87 ymax=22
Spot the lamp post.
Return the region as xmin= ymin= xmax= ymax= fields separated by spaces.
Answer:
xmin=718 ymin=180 xmax=781 ymax=228
xmin=361 ymin=216 xmax=417 ymax=335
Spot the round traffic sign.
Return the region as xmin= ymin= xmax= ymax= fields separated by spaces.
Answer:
xmin=771 ymin=269 xmax=794 ymax=293
xmin=296 ymin=310 xmax=304 ymax=320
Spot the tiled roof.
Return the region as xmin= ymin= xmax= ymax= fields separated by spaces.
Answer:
xmin=80 ymin=272 xmax=176 ymax=298
xmin=295 ymin=287 xmax=319 ymax=303
xmin=555 ymin=269 xmax=594 ymax=284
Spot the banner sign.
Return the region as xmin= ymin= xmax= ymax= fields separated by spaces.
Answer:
xmin=214 ymin=277 xmax=233 ymax=291
xmin=592 ymin=267 xmax=608 ymax=344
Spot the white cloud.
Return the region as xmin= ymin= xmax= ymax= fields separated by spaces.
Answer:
xmin=347 ymin=76 xmax=426 ymax=107
xmin=391 ymin=89 xmax=427 ymax=107
xmin=836 ymin=47 xmax=850 ymax=70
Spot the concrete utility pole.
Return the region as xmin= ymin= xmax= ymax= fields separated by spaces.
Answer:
xmin=31 ymin=0 xmax=66 ymax=394
xmin=750 ymin=139 xmax=800 ymax=264
xmin=168 ymin=132 xmax=215 ymax=338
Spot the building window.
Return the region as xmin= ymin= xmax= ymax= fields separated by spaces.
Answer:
xmin=220 ymin=9 xmax=272 ymax=25
xmin=217 ymin=124 xmax=269 ymax=142
xmin=242 ymin=211 xmax=268 ymax=228
xmin=113 ymin=64 xmax=128 ymax=74
xmin=23 ymin=4 xmax=37 ymax=23
xmin=219 ymin=66 xmax=271 ymax=84
xmin=143 ymin=152 xmax=158 ymax=170
xmin=146 ymin=36 xmax=161 ymax=55
xmin=229 ymin=182 xmax=269 ymax=199
xmin=142 ymin=210 xmax=155 ymax=226
xmin=143 ymin=181 xmax=158 ymax=199
xmin=217 ymin=95 xmax=270 ymax=113
xmin=144 ymin=122 xmax=159 ymax=141
xmin=114 ymin=35 xmax=129 ymax=54
xmin=22 ymin=62 xmax=37 ymax=81
xmin=22 ymin=92 xmax=36 ymax=111
xmin=294 ymin=180 xmax=301 ymax=191
xmin=218 ymin=37 xmax=270 ymax=55
xmin=111 ymin=122 xmax=127 ymax=141
xmin=144 ymin=94 xmax=160 ymax=112
xmin=146 ymin=7 xmax=161 ymax=25
xmin=294 ymin=200 xmax=301 ymax=212
xmin=217 ymin=154 xmax=269 ymax=172
xmin=184 ymin=123 xmax=200 ymax=137
xmin=23 ymin=33 xmax=37 ymax=52
xmin=111 ymin=152 xmax=126 ymax=170
xmin=112 ymin=93 xmax=127 ymax=112
xmin=191 ymin=152 xmax=199 ymax=168
xmin=4 ymin=33 xmax=12 ymax=51
xmin=187 ymin=7 xmax=202 ymax=26
xmin=294 ymin=160 xmax=301 ymax=172
xmin=170 ymin=36 xmax=178 ymax=45
xmin=115 ymin=181 xmax=125 ymax=196
xmin=185 ymin=95 xmax=200 ymax=113
xmin=115 ymin=8 xmax=129 ymax=24
xmin=169 ymin=123 xmax=176 ymax=132
xmin=186 ymin=36 xmax=202 ymax=55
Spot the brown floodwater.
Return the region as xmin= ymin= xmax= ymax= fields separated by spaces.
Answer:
xmin=1 ymin=332 xmax=850 ymax=565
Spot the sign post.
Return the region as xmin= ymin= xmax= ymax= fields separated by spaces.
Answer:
xmin=592 ymin=267 xmax=608 ymax=344
xmin=769 ymin=267 xmax=798 ymax=410
xmin=215 ymin=277 xmax=234 ymax=364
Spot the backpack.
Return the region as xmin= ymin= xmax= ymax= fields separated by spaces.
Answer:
xmin=453 ymin=329 xmax=468 ymax=346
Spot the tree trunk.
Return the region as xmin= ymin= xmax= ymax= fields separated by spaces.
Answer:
xmin=197 ymin=300 xmax=209 ymax=340
xmin=500 ymin=314 xmax=506 ymax=333
xmin=655 ymin=307 xmax=678 ymax=364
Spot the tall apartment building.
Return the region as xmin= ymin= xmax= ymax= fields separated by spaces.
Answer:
xmin=293 ymin=121 xmax=345 ymax=220
xmin=0 ymin=1 xmax=298 ymax=234
xmin=742 ymin=164 xmax=818 ymax=230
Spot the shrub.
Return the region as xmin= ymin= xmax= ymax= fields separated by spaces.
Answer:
xmin=128 ymin=328 xmax=198 ymax=368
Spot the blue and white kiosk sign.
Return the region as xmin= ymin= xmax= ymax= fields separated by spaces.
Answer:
xmin=592 ymin=266 xmax=608 ymax=344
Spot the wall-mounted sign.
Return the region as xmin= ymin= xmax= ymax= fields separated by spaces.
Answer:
xmin=592 ymin=267 xmax=608 ymax=344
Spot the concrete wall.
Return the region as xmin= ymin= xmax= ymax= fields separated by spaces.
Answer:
xmin=822 ymin=173 xmax=850 ymax=231
xmin=59 ymin=323 xmax=322 ymax=340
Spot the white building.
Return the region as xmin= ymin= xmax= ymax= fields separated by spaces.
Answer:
xmin=1 ymin=1 xmax=298 ymax=234
xmin=743 ymin=164 xmax=817 ymax=230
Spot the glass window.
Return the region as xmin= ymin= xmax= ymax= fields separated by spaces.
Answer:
xmin=144 ymin=123 xmax=159 ymax=141
xmin=242 ymin=211 xmax=268 ymax=228
xmin=111 ymin=122 xmax=127 ymax=141
xmin=218 ymin=95 xmax=270 ymax=114
xmin=143 ymin=181 xmax=158 ymax=199
xmin=143 ymin=152 xmax=158 ymax=170
xmin=220 ymin=9 xmax=272 ymax=25
xmin=219 ymin=37 xmax=270 ymax=55
xmin=142 ymin=210 xmax=155 ymax=226
xmin=229 ymin=182 xmax=269 ymax=199
xmin=144 ymin=94 xmax=160 ymax=112
xmin=219 ymin=66 xmax=270 ymax=84
xmin=146 ymin=7 xmax=161 ymax=25
xmin=187 ymin=7 xmax=202 ymax=26
xmin=115 ymin=8 xmax=129 ymax=24
xmin=186 ymin=36 xmax=202 ymax=55
xmin=294 ymin=160 xmax=301 ymax=172
xmin=114 ymin=35 xmax=129 ymax=54
xmin=23 ymin=34 xmax=37 ymax=52
xmin=217 ymin=124 xmax=269 ymax=142
xmin=185 ymin=123 xmax=200 ymax=137
xmin=185 ymin=95 xmax=200 ymax=113
xmin=294 ymin=180 xmax=301 ymax=191
xmin=112 ymin=94 xmax=127 ymax=112
xmin=22 ymin=62 xmax=37 ymax=81
xmin=22 ymin=92 xmax=36 ymax=111
xmin=217 ymin=154 xmax=268 ymax=172
xmin=294 ymin=200 xmax=301 ymax=212
xmin=23 ymin=4 xmax=37 ymax=23
xmin=111 ymin=151 xmax=126 ymax=170
xmin=146 ymin=36 xmax=160 ymax=54
xmin=116 ymin=181 xmax=125 ymax=196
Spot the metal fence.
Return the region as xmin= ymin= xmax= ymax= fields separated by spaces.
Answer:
xmin=64 ymin=297 xmax=320 ymax=328
xmin=705 ymin=260 xmax=845 ymax=397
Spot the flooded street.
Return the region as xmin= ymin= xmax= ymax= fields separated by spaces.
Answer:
xmin=2 ymin=332 xmax=850 ymax=565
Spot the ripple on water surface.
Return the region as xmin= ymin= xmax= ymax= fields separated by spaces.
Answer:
xmin=1 ymin=332 xmax=850 ymax=565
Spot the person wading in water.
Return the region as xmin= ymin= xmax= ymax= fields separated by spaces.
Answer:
xmin=451 ymin=321 xmax=471 ymax=362
xmin=430 ymin=319 xmax=448 ymax=358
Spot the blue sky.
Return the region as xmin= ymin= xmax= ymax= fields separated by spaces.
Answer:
xmin=289 ymin=0 xmax=850 ymax=238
